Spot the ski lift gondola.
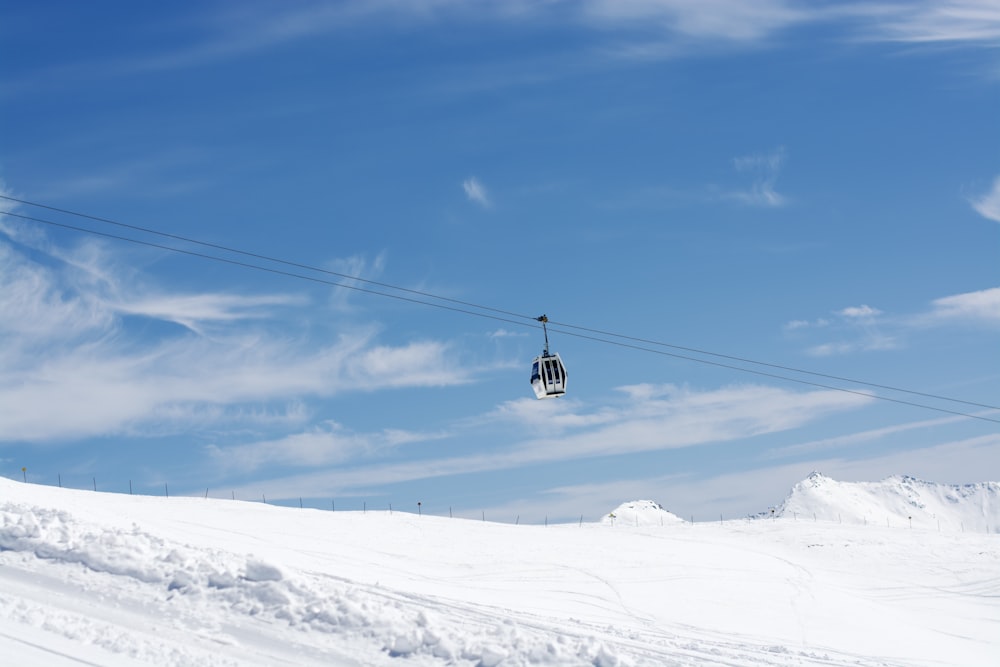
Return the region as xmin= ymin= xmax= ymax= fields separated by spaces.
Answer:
xmin=530 ymin=315 xmax=567 ymax=399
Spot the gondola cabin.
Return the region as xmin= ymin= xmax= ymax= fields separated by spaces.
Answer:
xmin=530 ymin=352 xmax=567 ymax=399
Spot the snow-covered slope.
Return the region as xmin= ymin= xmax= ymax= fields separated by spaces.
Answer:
xmin=775 ymin=472 xmax=1000 ymax=530
xmin=1 ymin=475 xmax=998 ymax=666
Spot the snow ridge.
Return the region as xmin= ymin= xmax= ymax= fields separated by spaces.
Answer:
xmin=774 ymin=472 xmax=999 ymax=530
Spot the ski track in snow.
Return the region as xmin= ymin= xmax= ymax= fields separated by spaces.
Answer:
xmin=1 ymin=479 xmax=998 ymax=666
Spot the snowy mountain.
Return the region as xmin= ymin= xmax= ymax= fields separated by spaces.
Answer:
xmin=1 ymin=475 xmax=998 ymax=666
xmin=774 ymin=472 xmax=1000 ymax=531
xmin=601 ymin=499 xmax=686 ymax=527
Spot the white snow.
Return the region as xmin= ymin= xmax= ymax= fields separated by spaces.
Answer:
xmin=1 ymin=474 xmax=997 ymax=666
xmin=776 ymin=472 xmax=1000 ymax=530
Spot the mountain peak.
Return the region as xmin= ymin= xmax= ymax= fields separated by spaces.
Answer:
xmin=605 ymin=500 xmax=686 ymax=526
xmin=775 ymin=474 xmax=999 ymax=529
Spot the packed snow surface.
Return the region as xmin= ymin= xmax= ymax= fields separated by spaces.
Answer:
xmin=1 ymin=475 xmax=998 ymax=666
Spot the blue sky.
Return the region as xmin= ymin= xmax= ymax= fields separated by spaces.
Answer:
xmin=2 ymin=1 xmax=998 ymax=522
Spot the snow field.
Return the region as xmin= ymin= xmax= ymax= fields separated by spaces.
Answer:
xmin=1 ymin=477 xmax=998 ymax=666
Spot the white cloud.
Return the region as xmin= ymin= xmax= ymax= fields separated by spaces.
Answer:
xmin=790 ymin=303 xmax=895 ymax=356
xmin=323 ymin=252 xmax=388 ymax=311
xmin=805 ymin=334 xmax=897 ymax=357
xmin=806 ymin=342 xmax=856 ymax=357
xmin=582 ymin=0 xmax=810 ymax=43
xmin=208 ymin=421 xmax=450 ymax=474
xmin=462 ymin=177 xmax=491 ymax=208
xmin=11 ymin=1 xmax=1000 ymax=103
xmin=796 ymin=286 xmax=1000 ymax=357
xmin=784 ymin=317 xmax=830 ymax=331
xmin=926 ymin=287 xmax=1000 ymax=325
xmin=860 ymin=0 xmax=1000 ymax=44
xmin=0 ymin=243 xmax=115 ymax=342
xmin=0 ymin=236 xmax=478 ymax=443
xmin=115 ymin=293 xmax=303 ymax=334
xmin=488 ymin=328 xmax=528 ymax=339
xmin=838 ymin=304 xmax=882 ymax=319
xmin=223 ymin=382 xmax=873 ymax=493
xmin=729 ymin=147 xmax=787 ymax=207
xmin=764 ymin=413 xmax=969 ymax=459
xmin=970 ymin=176 xmax=1000 ymax=223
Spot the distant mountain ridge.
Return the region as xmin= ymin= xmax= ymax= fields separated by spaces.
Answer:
xmin=607 ymin=474 xmax=999 ymax=531
xmin=773 ymin=472 xmax=999 ymax=531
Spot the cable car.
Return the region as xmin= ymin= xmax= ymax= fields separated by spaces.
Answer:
xmin=530 ymin=315 xmax=567 ymax=399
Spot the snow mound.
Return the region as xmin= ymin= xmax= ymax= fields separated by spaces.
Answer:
xmin=775 ymin=472 xmax=1000 ymax=530
xmin=603 ymin=500 xmax=686 ymax=526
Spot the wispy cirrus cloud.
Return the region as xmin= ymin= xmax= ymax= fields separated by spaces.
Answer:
xmin=838 ymin=304 xmax=882 ymax=319
xmin=728 ymin=147 xmax=787 ymax=207
xmin=462 ymin=177 xmax=492 ymax=208
xmin=969 ymin=176 xmax=1000 ymax=223
xmin=488 ymin=328 xmax=528 ymax=339
xmin=219 ymin=382 xmax=872 ymax=489
xmin=582 ymin=0 xmax=810 ymax=45
xmin=784 ymin=302 xmax=896 ymax=356
xmin=115 ymin=293 xmax=304 ymax=334
xmin=9 ymin=1 xmax=1000 ymax=102
xmin=764 ymin=413 xmax=969 ymax=459
xmin=787 ymin=286 xmax=1000 ymax=357
xmin=856 ymin=0 xmax=1000 ymax=44
xmin=0 ymin=230 xmax=477 ymax=444
xmin=207 ymin=420 xmax=451 ymax=474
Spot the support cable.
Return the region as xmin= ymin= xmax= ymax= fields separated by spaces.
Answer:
xmin=2 ymin=196 xmax=997 ymax=424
